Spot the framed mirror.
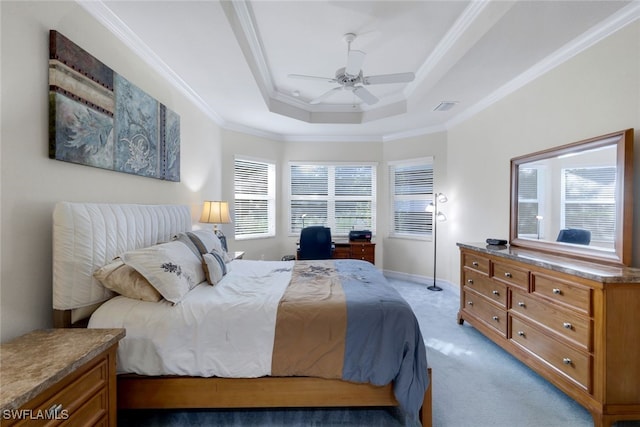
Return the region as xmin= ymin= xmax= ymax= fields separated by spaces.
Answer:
xmin=509 ymin=129 xmax=633 ymax=266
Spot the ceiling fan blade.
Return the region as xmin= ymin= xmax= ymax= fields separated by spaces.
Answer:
xmin=352 ymin=86 xmax=378 ymax=105
xmin=288 ymin=74 xmax=337 ymax=83
xmin=363 ymin=72 xmax=415 ymax=85
xmin=345 ymin=50 xmax=366 ymax=76
xmin=309 ymin=87 xmax=342 ymax=104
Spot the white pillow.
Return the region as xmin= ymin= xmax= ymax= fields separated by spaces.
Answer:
xmin=202 ymin=251 xmax=228 ymax=285
xmin=121 ymin=241 xmax=205 ymax=304
xmin=186 ymin=229 xmax=232 ymax=262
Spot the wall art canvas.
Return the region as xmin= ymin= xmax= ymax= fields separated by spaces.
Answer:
xmin=49 ymin=30 xmax=180 ymax=181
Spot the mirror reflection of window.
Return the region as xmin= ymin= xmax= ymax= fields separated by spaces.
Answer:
xmin=518 ymin=167 xmax=545 ymax=239
xmin=562 ymin=166 xmax=616 ymax=248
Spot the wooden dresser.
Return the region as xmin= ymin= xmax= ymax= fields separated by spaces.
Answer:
xmin=457 ymin=243 xmax=640 ymax=427
xmin=333 ymin=241 xmax=376 ymax=264
xmin=0 ymin=328 xmax=125 ymax=426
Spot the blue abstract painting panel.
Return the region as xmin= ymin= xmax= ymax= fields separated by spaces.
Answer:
xmin=50 ymin=93 xmax=114 ymax=169
xmin=114 ymin=74 xmax=160 ymax=179
xmin=163 ymin=106 xmax=181 ymax=182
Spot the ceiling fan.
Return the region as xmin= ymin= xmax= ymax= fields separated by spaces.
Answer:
xmin=288 ymin=33 xmax=415 ymax=105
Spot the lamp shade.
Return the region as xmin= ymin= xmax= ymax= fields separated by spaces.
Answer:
xmin=200 ymin=201 xmax=231 ymax=224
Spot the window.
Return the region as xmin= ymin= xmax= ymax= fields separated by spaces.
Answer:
xmin=389 ymin=158 xmax=434 ymax=238
xmin=562 ymin=166 xmax=616 ymax=243
xmin=289 ymin=163 xmax=376 ymax=236
xmin=234 ymin=157 xmax=275 ymax=240
xmin=517 ymin=167 xmax=545 ymax=238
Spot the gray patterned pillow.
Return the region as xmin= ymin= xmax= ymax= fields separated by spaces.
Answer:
xmin=202 ymin=250 xmax=228 ymax=285
xmin=186 ymin=229 xmax=232 ymax=263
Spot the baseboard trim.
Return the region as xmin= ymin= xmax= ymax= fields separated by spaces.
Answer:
xmin=383 ymin=270 xmax=458 ymax=293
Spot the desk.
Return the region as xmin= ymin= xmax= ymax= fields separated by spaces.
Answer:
xmin=333 ymin=241 xmax=375 ymax=264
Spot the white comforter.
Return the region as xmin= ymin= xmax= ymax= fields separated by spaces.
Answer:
xmin=88 ymin=260 xmax=294 ymax=377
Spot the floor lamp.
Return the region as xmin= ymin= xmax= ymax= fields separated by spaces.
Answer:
xmin=426 ymin=193 xmax=447 ymax=291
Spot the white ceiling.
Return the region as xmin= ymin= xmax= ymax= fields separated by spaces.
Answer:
xmin=81 ymin=1 xmax=639 ymax=142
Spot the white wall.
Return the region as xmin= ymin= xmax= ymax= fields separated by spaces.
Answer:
xmin=445 ymin=20 xmax=640 ymax=286
xmin=381 ymin=132 xmax=449 ymax=284
xmin=0 ymin=1 xmax=223 ymax=342
xmin=220 ymin=129 xmax=284 ymax=261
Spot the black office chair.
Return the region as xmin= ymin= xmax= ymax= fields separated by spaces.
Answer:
xmin=556 ymin=228 xmax=591 ymax=245
xmin=297 ymin=226 xmax=334 ymax=260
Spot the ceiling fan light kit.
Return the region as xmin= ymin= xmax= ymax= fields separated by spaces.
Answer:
xmin=288 ymin=33 xmax=415 ymax=106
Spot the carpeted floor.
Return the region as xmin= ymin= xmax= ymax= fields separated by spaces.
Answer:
xmin=118 ymin=278 xmax=640 ymax=427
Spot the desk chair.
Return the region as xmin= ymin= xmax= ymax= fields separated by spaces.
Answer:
xmin=297 ymin=226 xmax=334 ymax=260
xmin=556 ymin=228 xmax=591 ymax=245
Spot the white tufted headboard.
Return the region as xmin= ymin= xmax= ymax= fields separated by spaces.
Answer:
xmin=52 ymin=202 xmax=192 ymax=324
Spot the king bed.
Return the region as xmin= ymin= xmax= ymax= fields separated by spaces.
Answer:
xmin=52 ymin=202 xmax=432 ymax=426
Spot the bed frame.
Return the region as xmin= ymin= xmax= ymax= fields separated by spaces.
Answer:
xmin=52 ymin=202 xmax=432 ymax=426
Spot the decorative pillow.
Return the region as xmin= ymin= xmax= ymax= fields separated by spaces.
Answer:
xmin=93 ymin=259 xmax=163 ymax=302
xmin=121 ymin=241 xmax=206 ymax=304
xmin=186 ymin=229 xmax=232 ymax=263
xmin=173 ymin=232 xmax=202 ymax=258
xmin=202 ymin=250 xmax=228 ymax=285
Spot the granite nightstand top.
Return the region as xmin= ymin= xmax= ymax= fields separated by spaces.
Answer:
xmin=0 ymin=328 xmax=125 ymax=411
xmin=458 ymin=242 xmax=640 ymax=284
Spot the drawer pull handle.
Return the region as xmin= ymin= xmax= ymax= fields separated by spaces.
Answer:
xmin=48 ymin=404 xmax=62 ymax=416
xmin=467 ymin=279 xmax=474 ymax=284
xmin=504 ymin=272 xmax=512 ymax=278
xmin=492 ymin=316 xmax=499 ymax=321
xmin=492 ymin=290 xmax=499 ymax=295
xmin=562 ymin=358 xmax=572 ymax=365
xmin=517 ymin=302 xmax=526 ymax=307
xmin=563 ymin=322 xmax=573 ymax=329
xmin=553 ymin=288 xmax=561 ymax=295
xmin=472 ymin=261 xmax=479 ymax=267
xmin=467 ymin=301 xmax=473 ymax=306
xmin=517 ymin=331 xmax=525 ymax=337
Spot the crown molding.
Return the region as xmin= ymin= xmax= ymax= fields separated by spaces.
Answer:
xmin=76 ymin=0 xmax=226 ymax=126
xmin=446 ymin=0 xmax=640 ymax=129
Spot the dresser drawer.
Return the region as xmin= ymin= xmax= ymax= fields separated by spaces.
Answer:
xmin=11 ymin=357 xmax=108 ymax=426
xmin=67 ymin=387 xmax=108 ymax=426
xmin=510 ymin=290 xmax=591 ymax=351
xmin=532 ymin=273 xmax=591 ymax=315
xmin=462 ymin=252 xmax=490 ymax=275
xmin=492 ymin=261 xmax=529 ymax=291
xmin=510 ymin=316 xmax=591 ymax=391
xmin=462 ymin=291 xmax=507 ymax=336
xmin=464 ymin=269 xmax=507 ymax=308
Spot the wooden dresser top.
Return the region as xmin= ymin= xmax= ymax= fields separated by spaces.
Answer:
xmin=458 ymin=242 xmax=640 ymax=284
xmin=0 ymin=328 xmax=125 ymax=411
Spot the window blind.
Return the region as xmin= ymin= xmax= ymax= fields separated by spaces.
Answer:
xmin=518 ymin=168 xmax=540 ymax=236
xmin=562 ymin=166 xmax=616 ymax=242
xmin=389 ymin=160 xmax=433 ymax=237
xmin=234 ymin=158 xmax=275 ymax=239
xmin=289 ymin=163 xmax=376 ymax=235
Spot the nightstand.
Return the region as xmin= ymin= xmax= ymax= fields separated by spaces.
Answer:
xmin=0 ymin=328 xmax=125 ymax=426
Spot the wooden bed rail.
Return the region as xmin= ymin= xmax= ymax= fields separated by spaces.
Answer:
xmin=118 ymin=368 xmax=433 ymax=427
